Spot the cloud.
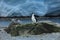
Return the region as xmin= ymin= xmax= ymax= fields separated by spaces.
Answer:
xmin=0 ymin=0 xmax=60 ymax=16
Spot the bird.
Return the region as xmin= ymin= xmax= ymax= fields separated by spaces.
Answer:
xmin=31 ymin=13 xmax=36 ymax=23
xmin=11 ymin=18 xmax=16 ymax=23
xmin=17 ymin=20 xmax=21 ymax=23
xmin=11 ymin=18 xmax=21 ymax=24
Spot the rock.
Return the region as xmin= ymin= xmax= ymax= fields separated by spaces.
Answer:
xmin=4 ymin=22 xmax=60 ymax=36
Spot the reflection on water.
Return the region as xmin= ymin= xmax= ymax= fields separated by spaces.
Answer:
xmin=37 ymin=18 xmax=60 ymax=23
xmin=0 ymin=18 xmax=60 ymax=27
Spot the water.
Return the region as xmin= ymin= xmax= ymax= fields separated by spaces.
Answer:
xmin=0 ymin=20 xmax=11 ymax=27
xmin=37 ymin=18 xmax=60 ymax=23
xmin=0 ymin=18 xmax=60 ymax=27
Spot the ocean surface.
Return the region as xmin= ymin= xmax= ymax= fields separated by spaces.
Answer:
xmin=0 ymin=17 xmax=60 ymax=27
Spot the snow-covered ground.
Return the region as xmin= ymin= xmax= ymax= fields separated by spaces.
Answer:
xmin=0 ymin=28 xmax=60 ymax=40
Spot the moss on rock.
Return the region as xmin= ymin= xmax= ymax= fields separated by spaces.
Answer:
xmin=4 ymin=22 xmax=60 ymax=36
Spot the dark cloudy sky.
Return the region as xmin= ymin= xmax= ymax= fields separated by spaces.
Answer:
xmin=0 ymin=0 xmax=60 ymax=16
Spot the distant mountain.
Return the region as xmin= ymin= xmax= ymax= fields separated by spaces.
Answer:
xmin=8 ymin=12 xmax=21 ymax=17
xmin=44 ymin=10 xmax=60 ymax=17
xmin=8 ymin=9 xmax=60 ymax=17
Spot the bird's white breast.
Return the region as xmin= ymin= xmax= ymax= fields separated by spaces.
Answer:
xmin=31 ymin=14 xmax=36 ymax=23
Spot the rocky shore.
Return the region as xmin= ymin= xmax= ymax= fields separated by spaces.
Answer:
xmin=0 ymin=20 xmax=60 ymax=40
xmin=4 ymin=21 xmax=60 ymax=36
